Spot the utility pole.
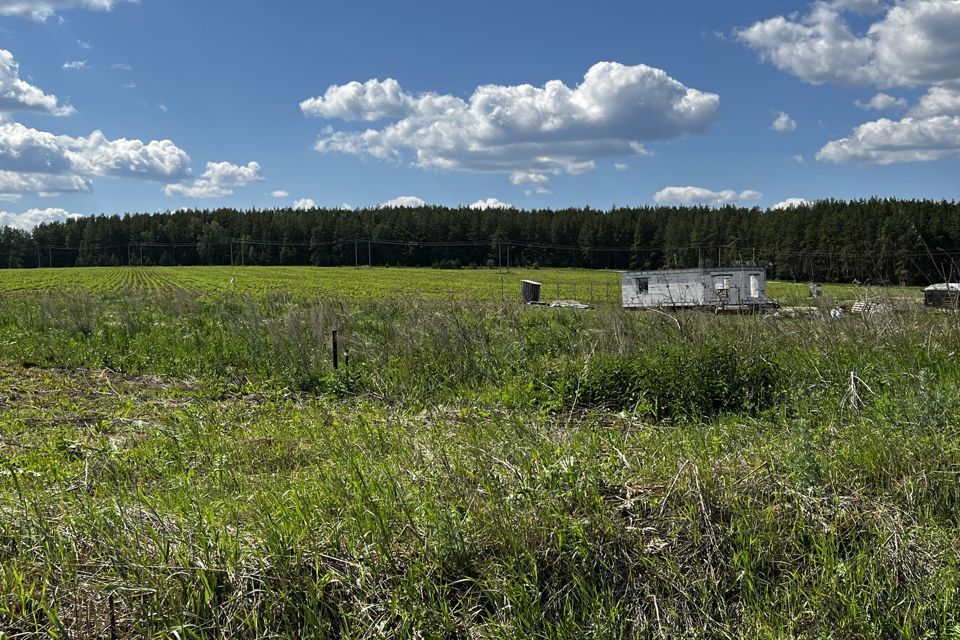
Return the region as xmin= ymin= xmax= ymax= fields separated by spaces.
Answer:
xmin=240 ymin=240 xmax=245 ymax=266
xmin=368 ymin=241 xmax=371 ymax=267
xmin=48 ymin=247 xmax=52 ymax=268
xmin=498 ymin=241 xmax=504 ymax=301
xmin=355 ymin=240 xmax=358 ymax=268
xmin=139 ymin=244 xmax=144 ymax=266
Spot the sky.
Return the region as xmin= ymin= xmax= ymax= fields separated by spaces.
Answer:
xmin=0 ymin=0 xmax=959 ymax=228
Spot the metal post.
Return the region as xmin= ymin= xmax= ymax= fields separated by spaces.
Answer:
xmin=109 ymin=592 xmax=117 ymax=640
xmin=332 ymin=330 xmax=339 ymax=370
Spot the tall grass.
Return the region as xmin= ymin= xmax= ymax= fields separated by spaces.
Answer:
xmin=1 ymin=288 xmax=959 ymax=637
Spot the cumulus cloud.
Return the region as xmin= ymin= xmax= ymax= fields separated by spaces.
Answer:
xmin=908 ymin=86 xmax=960 ymax=118
xmin=654 ymin=186 xmax=763 ymax=206
xmin=0 ymin=170 xmax=89 ymax=198
xmin=270 ymin=189 xmax=289 ymax=198
xmin=164 ymin=161 xmax=261 ymax=198
xmin=817 ymin=114 xmax=960 ymax=163
xmin=0 ymin=122 xmax=190 ymax=188
xmin=856 ymin=92 xmax=907 ymax=110
xmin=292 ymin=198 xmax=316 ymax=210
xmin=737 ymin=0 xmax=960 ymax=88
xmin=469 ymin=198 xmax=514 ymax=210
xmin=614 ymin=162 xmax=629 ymax=171
xmin=378 ymin=195 xmax=427 ymax=208
xmin=771 ymin=198 xmax=812 ymax=209
xmin=304 ymin=62 xmax=719 ymax=186
xmin=0 ymin=0 xmax=137 ymax=21
xmin=62 ymin=60 xmax=89 ymax=71
xmin=300 ymin=78 xmax=414 ymax=122
xmin=742 ymin=1 xmax=960 ymax=166
xmin=771 ymin=111 xmax=797 ymax=132
xmin=111 ymin=63 xmax=132 ymax=71
xmin=0 ymin=50 xmax=74 ymax=116
xmin=0 ymin=206 xmax=81 ymax=229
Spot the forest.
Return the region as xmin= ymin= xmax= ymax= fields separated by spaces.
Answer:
xmin=1 ymin=198 xmax=959 ymax=284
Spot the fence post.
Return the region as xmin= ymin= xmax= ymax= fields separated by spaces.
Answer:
xmin=332 ymin=330 xmax=339 ymax=370
xmin=109 ymin=591 xmax=117 ymax=640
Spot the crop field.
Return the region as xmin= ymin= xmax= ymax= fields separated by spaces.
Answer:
xmin=0 ymin=266 xmax=925 ymax=305
xmin=0 ymin=267 xmax=957 ymax=638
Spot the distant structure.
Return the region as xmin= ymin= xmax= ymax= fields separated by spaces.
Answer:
xmin=622 ymin=266 xmax=769 ymax=312
xmin=521 ymin=280 xmax=542 ymax=304
xmin=923 ymin=283 xmax=960 ymax=308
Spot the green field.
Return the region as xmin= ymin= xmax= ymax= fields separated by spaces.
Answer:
xmin=0 ymin=266 xmax=926 ymax=306
xmin=0 ymin=267 xmax=957 ymax=638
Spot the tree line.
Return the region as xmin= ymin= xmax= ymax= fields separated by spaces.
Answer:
xmin=1 ymin=198 xmax=959 ymax=284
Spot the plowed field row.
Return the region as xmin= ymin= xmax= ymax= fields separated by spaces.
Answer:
xmin=0 ymin=266 xmax=924 ymax=303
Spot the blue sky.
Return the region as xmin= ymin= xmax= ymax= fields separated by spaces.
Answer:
xmin=0 ymin=0 xmax=958 ymax=227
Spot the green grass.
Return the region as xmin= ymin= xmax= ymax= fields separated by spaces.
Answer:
xmin=0 ymin=265 xmax=925 ymax=305
xmin=0 ymin=267 xmax=956 ymax=638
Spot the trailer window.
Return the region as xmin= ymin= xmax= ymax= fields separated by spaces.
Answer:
xmin=635 ymin=277 xmax=649 ymax=294
xmin=750 ymin=274 xmax=760 ymax=298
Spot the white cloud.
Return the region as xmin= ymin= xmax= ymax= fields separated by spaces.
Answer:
xmin=0 ymin=0 xmax=137 ymax=21
xmin=338 ymin=203 xmax=353 ymax=211
xmin=0 ymin=50 xmax=74 ymax=116
xmin=654 ymin=186 xmax=763 ymax=206
xmin=908 ymin=86 xmax=960 ymax=118
xmin=792 ymin=154 xmax=805 ymax=163
xmin=830 ymin=0 xmax=889 ymax=14
xmin=292 ymin=198 xmax=316 ymax=210
xmin=0 ymin=122 xmax=190 ymax=181
xmin=111 ymin=63 xmax=132 ymax=71
xmin=613 ymin=162 xmax=629 ymax=171
xmin=771 ymin=197 xmax=812 ymax=209
xmin=856 ymin=92 xmax=907 ymax=110
xmin=510 ymin=171 xmax=550 ymax=186
xmin=771 ymin=111 xmax=797 ymax=132
xmin=469 ymin=198 xmax=514 ymax=210
xmin=270 ymin=189 xmax=289 ymax=198
xmin=817 ymin=114 xmax=960 ymax=163
xmin=62 ymin=60 xmax=89 ymax=71
xmin=164 ymin=161 xmax=262 ymax=198
xmin=123 ymin=82 xmax=136 ymax=89
xmin=0 ymin=56 xmax=194 ymax=197
xmin=737 ymin=0 xmax=960 ymax=88
xmin=378 ymin=195 xmax=427 ymax=208
xmin=300 ymin=78 xmax=414 ymax=122
xmin=0 ymin=206 xmax=81 ymax=229
xmin=743 ymin=1 xmax=960 ymax=166
xmin=158 ymin=103 xmax=168 ymax=113
xmin=77 ymin=40 xmax=91 ymax=50
xmin=304 ymin=61 xmax=719 ymax=186
xmin=68 ymin=130 xmax=190 ymax=179
xmin=0 ymin=170 xmax=90 ymax=198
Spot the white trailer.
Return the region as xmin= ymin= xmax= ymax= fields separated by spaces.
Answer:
xmin=622 ymin=266 xmax=768 ymax=311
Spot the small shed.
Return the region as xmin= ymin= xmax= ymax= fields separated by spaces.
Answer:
xmin=521 ymin=280 xmax=542 ymax=304
xmin=622 ymin=266 xmax=768 ymax=311
xmin=923 ymin=283 xmax=960 ymax=308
